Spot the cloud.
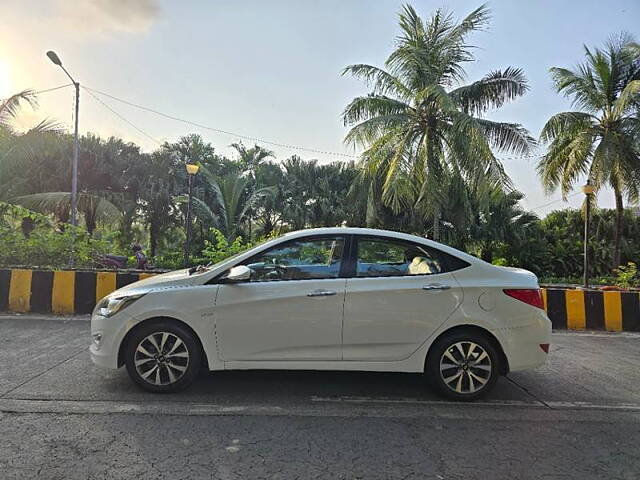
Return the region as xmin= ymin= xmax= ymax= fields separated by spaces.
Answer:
xmin=53 ymin=0 xmax=160 ymax=36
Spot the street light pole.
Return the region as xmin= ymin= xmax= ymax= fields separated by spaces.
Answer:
xmin=46 ymin=51 xmax=79 ymax=228
xmin=184 ymin=163 xmax=200 ymax=267
xmin=582 ymin=179 xmax=595 ymax=289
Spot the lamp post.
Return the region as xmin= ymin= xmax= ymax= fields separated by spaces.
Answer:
xmin=46 ymin=51 xmax=79 ymax=228
xmin=184 ymin=163 xmax=200 ymax=267
xmin=582 ymin=179 xmax=595 ymax=288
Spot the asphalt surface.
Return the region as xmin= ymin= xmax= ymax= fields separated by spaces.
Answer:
xmin=0 ymin=315 xmax=639 ymax=479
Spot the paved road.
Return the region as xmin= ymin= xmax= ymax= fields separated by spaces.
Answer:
xmin=0 ymin=316 xmax=639 ymax=479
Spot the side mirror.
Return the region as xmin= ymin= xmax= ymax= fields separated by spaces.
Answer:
xmin=224 ymin=265 xmax=251 ymax=282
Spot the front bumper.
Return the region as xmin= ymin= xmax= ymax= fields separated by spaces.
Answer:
xmin=90 ymin=313 xmax=127 ymax=370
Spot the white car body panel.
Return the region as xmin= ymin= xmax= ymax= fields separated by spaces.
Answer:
xmin=90 ymin=227 xmax=551 ymax=376
xmin=342 ymin=272 xmax=462 ymax=361
xmin=215 ymin=278 xmax=346 ymax=361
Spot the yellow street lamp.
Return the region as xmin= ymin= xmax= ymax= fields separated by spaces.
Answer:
xmin=184 ymin=163 xmax=200 ymax=266
xmin=582 ymin=180 xmax=594 ymax=288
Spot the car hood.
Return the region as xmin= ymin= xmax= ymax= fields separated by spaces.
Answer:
xmin=113 ymin=269 xmax=197 ymax=296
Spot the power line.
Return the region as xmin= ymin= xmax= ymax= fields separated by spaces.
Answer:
xmin=84 ymin=85 xmax=359 ymax=159
xmin=0 ymin=84 xmax=73 ymax=102
xmin=82 ymin=87 xmax=163 ymax=146
xmin=33 ymin=83 xmax=74 ymax=95
xmin=529 ymin=191 xmax=582 ymax=211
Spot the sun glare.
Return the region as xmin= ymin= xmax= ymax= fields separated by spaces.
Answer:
xmin=0 ymin=60 xmax=11 ymax=98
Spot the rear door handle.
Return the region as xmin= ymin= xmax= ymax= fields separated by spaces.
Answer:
xmin=307 ymin=289 xmax=337 ymax=297
xmin=422 ymin=284 xmax=451 ymax=291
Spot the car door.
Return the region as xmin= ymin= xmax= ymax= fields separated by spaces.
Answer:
xmin=214 ymin=235 xmax=347 ymax=361
xmin=342 ymin=235 xmax=465 ymax=361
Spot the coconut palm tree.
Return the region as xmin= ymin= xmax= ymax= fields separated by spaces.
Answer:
xmin=537 ymin=33 xmax=640 ymax=268
xmin=0 ymin=90 xmax=38 ymax=130
xmin=342 ymin=4 xmax=534 ymax=239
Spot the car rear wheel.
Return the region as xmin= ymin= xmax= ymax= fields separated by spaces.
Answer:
xmin=426 ymin=330 xmax=500 ymax=401
xmin=124 ymin=320 xmax=202 ymax=393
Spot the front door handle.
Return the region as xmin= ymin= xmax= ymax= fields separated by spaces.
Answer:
xmin=422 ymin=284 xmax=451 ymax=291
xmin=307 ymin=289 xmax=337 ymax=297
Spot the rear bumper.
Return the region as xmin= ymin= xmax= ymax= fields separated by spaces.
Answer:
xmin=495 ymin=310 xmax=552 ymax=372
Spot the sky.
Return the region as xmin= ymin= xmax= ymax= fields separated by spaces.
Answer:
xmin=0 ymin=0 xmax=639 ymax=215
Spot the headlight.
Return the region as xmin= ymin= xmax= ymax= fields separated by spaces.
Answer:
xmin=95 ymin=293 xmax=145 ymax=318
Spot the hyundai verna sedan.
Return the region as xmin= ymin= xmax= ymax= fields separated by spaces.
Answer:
xmin=90 ymin=227 xmax=551 ymax=401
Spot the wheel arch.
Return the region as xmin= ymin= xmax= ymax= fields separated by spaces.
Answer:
xmin=425 ymin=324 xmax=509 ymax=375
xmin=117 ymin=316 xmax=208 ymax=369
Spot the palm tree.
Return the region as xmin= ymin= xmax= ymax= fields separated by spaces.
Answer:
xmin=0 ymin=90 xmax=37 ymax=130
xmin=537 ymin=34 xmax=640 ymax=268
xmin=230 ymin=143 xmax=275 ymax=238
xmin=139 ymin=150 xmax=181 ymax=257
xmin=13 ymin=192 xmax=120 ymax=235
xmin=186 ymin=167 xmax=273 ymax=241
xmin=342 ymin=4 xmax=534 ymax=239
xmin=231 ymin=142 xmax=275 ymax=179
xmin=469 ymin=187 xmax=538 ymax=262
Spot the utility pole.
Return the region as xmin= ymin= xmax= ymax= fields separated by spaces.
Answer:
xmin=47 ymin=51 xmax=80 ymax=266
xmin=582 ymin=179 xmax=595 ymax=288
xmin=47 ymin=51 xmax=79 ymax=228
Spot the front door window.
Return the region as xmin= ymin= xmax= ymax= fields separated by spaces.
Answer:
xmin=243 ymin=236 xmax=345 ymax=281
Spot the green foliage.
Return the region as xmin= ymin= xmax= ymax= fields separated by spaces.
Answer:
xmin=0 ymin=225 xmax=115 ymax=268
xmin=538 ymin=33 xmax=640 ymax=268
xmin=613 ymin=262 xmax=639 ymax=289
xmin=342 ymin=4 xmax=533 ymax=237
xmin=0 ymin=12 xmax=638 ymax=284
xmin=197 ymin=228 xmax=271 ymax=266
xmin=492 ymin=257 xmax=508 ymax=266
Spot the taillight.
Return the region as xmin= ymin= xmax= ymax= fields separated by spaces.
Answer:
xmin=503 ymin=289 xmax=544 ymax=309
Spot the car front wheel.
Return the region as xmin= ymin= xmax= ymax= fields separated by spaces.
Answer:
xmin=124 ymin=320 xmax=202 ymax=393
xmin=426 ymin=331 xmax=500 ymax=401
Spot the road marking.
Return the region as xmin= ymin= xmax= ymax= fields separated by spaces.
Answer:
xmin=552 ymin=331 xmax=640 ymax=338
xmin=311 ymin=396 xmax=640 ymax=412
xmin=311 ymin=396 xmax=545 ymax=408
xmin=2 ymin=397 xmax=640 ymax=417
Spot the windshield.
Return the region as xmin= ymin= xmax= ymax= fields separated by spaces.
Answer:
xmin=190 ymin=237 xmax=275 ymax=275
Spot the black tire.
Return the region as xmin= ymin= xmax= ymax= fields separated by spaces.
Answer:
xmin=426 ymin=330 xmax=501 ymax=402
xmin=124 ymin=320 xmax=202 ymax=393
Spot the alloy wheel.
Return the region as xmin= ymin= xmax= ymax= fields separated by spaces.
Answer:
xmin=439 ymin=341 xmax=492 ymax=394
xmin=134 ymin=332 xmax=190 ymax=386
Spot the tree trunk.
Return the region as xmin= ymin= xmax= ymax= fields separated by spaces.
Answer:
xmin=149 ymin=223 xmax=158 ymax=258
xmin=612 ymin=188 xmax=624 ymax=269
xmin=432 ymin=209 xmax=440 ymax=241
xmin=481 ymin=244 xmax=492 ymax=263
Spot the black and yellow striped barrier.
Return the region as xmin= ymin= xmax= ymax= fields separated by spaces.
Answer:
xmin=541 ymin=288 xmax=639 ymax=332
xmin=0 ymin=269 xmax=639 ymax=330
xmin=0 ymin=269 xmax=156 ymax=315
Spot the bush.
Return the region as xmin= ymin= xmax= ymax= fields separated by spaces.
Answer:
xmin=0 ymin=226 xmax=116 ymax=268
xmin=0 ymin=201 xmax=120 ymax=269
xmin=613 ymin=262 xmax=639 ymax=289
xmin=197 ymin=228 xmax=267 ymax=265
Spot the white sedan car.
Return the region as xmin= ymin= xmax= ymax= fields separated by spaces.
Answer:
xmin=90 ymin=227 xmax=551 ymax=401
